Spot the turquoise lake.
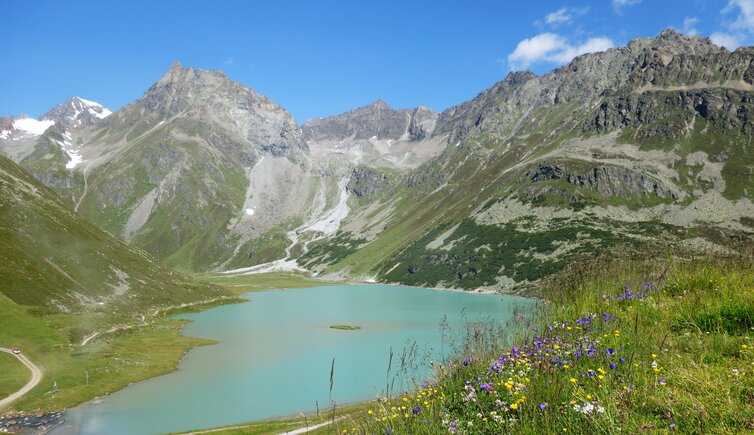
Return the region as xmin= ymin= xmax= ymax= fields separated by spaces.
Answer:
xmin=53 ymin=285 xmax=534 ymax=434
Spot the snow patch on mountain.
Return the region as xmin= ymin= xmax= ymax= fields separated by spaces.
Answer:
xmin=13 ymin=118 xmax=55 ymax=136
xmin=77 ymin=97 xmax=103 ymax=107
xmin=69 ymin=97 xmax=112 ymax=123
xmin=58 ymin=131 xmax=85 ymax=169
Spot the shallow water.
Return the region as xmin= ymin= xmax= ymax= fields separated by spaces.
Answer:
xmin=54 ymin=285 xmax=533 ymax=435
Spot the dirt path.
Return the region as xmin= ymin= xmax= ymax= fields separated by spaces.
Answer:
xmin=0 ymin=348 xmax=43 ymax=409
xmin=281 ymin=416 xmax=345 ymax=434
xmin=180 ymin=416 xmax=346 ymax=435
xmin=80 ymin=296 xmax=236 ymax=346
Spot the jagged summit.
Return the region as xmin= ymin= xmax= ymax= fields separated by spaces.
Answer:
xmin=435 ymin=28 xmax=754 ymax=143
xmin=127 ymin=61 xmax=305 ymax=159
xmin=41 ymin=96 xmax=112 ymax=129
xmin=503 ymin=70 xmax=538 ymax=84
xmin=625 ymin=27 xmax=723 ymax=57
xmin=368 ymin=99 xmax=390 ymax=109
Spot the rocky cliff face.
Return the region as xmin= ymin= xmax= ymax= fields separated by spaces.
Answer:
xmin=524 ymin=163 xmax=679 ymax=200
xmin=432 ymin=29 xmax=752 ymax=144
xmin=586 ymin=88 xmax=754 ymax=137
xmin=346 ymin=166 xmax=393 ymax=200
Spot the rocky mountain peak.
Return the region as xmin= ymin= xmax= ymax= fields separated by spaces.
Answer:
xmin=135 ymin=62 xmax=305 ymax=158
xmin=503 ymin=70 xmax=538 ymax=86
xmin=303 ymin=100 xmax=438 ymax=142
xmin=626 ymin=28 xmax=722 ymax=57
xmin=41 ymin=96 xmax=112 ymax=129
xmin=369 ymin=99 xmax=390 ymax=110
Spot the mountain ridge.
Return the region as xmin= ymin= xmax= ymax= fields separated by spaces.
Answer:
xmin=1 ymin=29 xmax=752 ymax=289
xmin=297 ymin=29 xmax=754 ymax=290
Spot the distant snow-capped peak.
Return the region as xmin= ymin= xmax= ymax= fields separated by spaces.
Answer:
xmin=40 ymin=96 xmax=112 ymax=129
xmin=68 ymin=96 xmax=112 ymax=120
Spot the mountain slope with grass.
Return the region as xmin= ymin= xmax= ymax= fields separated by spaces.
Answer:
xmin=300 ymin=30 xmax=754 ymax=290
xmin=0 ymin=154 xmax=229 ymax=313
xmin=0 ymin=154 xmax=239 ymax=414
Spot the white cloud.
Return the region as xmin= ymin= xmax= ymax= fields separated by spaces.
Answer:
xmin=612 ymin=0 xmax=641 ymax=13
xmin=224 ymin=56 xmax=235 ymax=66
xmin=725 ymin=0 xmax=754 ymax=32
xmin=682 ymin=17 xmax=700 ymax=36
xmin=544 ymin=7 xmax=589 ymax=26
xmin=546 ymin=8 xmax=572 ymax=24
xmin=509 ymin=33 xmax=566 ymax=68
xmin=710 ymin=0 xmax=754 ymax=49
xmin=710 ymin=31 xmax=744 ymax=49
xmin=508 ymin=33 xmax=615 ymax=70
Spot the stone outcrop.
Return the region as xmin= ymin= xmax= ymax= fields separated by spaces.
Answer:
xmin=586 ymin=89 xmax=754 ymax=136
xmin=524 ymin=163 xmax=679 ymax=199
xmin=346 ymin=166 xmax=391 ymax=199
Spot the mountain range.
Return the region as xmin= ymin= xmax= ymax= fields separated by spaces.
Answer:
xmin=2 ymin=29 xmax=753 ymax=292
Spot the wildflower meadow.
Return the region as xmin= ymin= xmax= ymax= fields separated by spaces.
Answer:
xmin=327 ymin=252 xmax=754 ymax=434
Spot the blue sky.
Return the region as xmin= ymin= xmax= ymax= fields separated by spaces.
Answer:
xmin=2 ymin=0 xmax=753 ymax=122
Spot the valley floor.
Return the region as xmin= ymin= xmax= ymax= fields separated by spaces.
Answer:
xmin=0 ymin=293 xmax=242 ymax=417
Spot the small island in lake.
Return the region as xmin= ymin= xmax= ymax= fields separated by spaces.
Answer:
xmin=329 ymin=324 xmax=362 ymax=331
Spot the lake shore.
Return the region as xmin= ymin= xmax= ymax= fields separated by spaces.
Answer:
xmin=14 ymin=274 xmax=536 ymax=433
xmin=52 ymin=284 xmax=534 ymax=434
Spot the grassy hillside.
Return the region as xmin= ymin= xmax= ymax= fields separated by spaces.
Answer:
xmin=0 ymin=154 xmax=230 ymax=314
xmin=0 ymin=155 xmax=240 ymax=413
xmin=0 ymin=352 xmax=29 ymax=400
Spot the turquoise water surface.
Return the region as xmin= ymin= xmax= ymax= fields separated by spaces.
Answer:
xmin=54 ymin=285 xmax=534 ymax=434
